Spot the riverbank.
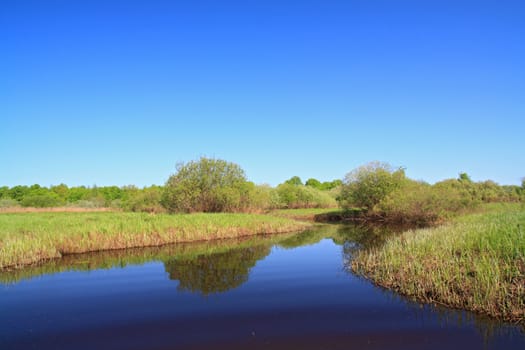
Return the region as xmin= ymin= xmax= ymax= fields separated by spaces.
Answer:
xmin=351 ymin=203 xmax=525 ymax=324
xmin=0 ymin=212 xmax=309 ymax=270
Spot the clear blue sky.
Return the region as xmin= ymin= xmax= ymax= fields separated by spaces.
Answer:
xmin=2 ymin=0 xmax=524 ymax=187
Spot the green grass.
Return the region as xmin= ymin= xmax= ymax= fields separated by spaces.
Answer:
xmin=352 ymin=203 xmax=525 ymax=323
xmin=0 ymin=231 xmax=304 ymax=284
xmin=0 ymin=212 xmax=309 ymax=269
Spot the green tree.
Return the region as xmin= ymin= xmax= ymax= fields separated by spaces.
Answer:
xmin=0 ymin=186 xmax=9 ymax=199
xmin=305 ymin=178 xmax=322 ymax=189
xmin=8 ymin=185 xmax=29 ymax=201
xmin=165 ymin=245 xmax=271 ymax=295
xmin=67 ymin=186 xmax=90 ymax=202
xmin=51 ymin=184 xmax=69 ymax=201
xmin=123 ymin=185 xmax=165 ymax=213
xmin=321 ymin=179 xmax=342 ymax=191
xmin=161 ymin=157 xmax=252 ymax=213
xmin=338 ymin=162 xmax=405 ymax=211
xmin=284 ymin=176 xmax=303 ymax=186
xmin=458 ymin=172 xmax=473 ymax=183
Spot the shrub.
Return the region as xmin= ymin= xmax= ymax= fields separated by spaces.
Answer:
xmin=0 ymin=186 xmax=10 ymax=199
xmin=305 ymin=178 xmax=322 ymax=189
xmin=0 ymin=198 xmax=19 ymax=208
xmin=338 ymin=163 xmax=487 ymax=224
xmin=123 ymin=186 xmax=165 ymax=213
xmin=284 ymin=176 xmax=303 ymax=186
xmin=8 ymin=185 xmax=30 ymax=201
xmin=20 ymin=194 xmax=61 ymax=208
xmin=66 ymin=186 xmax=91 ymax=202
xmin=338 ymin=161 xmax=405 ymax=211
xmin=275 ymin=183 xmax=337 ymax=209
xmin=432 ymin=179 xmax=480 ymax=211
xmin=242 ymin=184 xmax=277 ymax=212
xmin=377 ymin=180 xmax=444 ymax=224
xmin=161 ymin=157 xmax=253 ymax=213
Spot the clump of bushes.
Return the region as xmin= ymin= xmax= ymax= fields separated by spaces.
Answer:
xmin=338 ymin=162 xmax=405 ymax=211
xmin=161 ymin=157 xmax=255 ymax=213
xmin=20 ymin=194 xmax=61 ymax=208
xmin=275 ymin=183 xmax=337 ymax=209
xmin=0 ymin=198 xmax=19 ymax=209
xmin=160 ymin=161 xmax=340 ymax=213
xmin=338 ymin=161 xmax=522 ymax=224
xmin=122 ymin=185 xmax=165 ymax=213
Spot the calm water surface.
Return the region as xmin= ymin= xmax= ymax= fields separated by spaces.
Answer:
xmin=1 ymin=225 xmax=524 ymax=349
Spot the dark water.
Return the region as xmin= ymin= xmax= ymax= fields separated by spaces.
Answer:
xmin=1 ymin=225 xmax=524 ymax=350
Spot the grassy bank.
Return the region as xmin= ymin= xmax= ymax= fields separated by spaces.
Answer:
xmin=351 ymin=204 xmax=525 ymax=323
xmin=0 ymin=231 xmax=304 ymax=284
xmin=0 ymin=212 xmax=309 ymax=269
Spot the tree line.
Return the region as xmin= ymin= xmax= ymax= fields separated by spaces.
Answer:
xmin=1 ymin=158 xmax=523 ymax=221
xmin=0 ymin=158 xmax=341 ymax=212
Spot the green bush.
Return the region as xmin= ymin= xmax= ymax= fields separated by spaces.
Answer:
xmin=0 ymin=186 xmax=10 ymax=199
xmin=377 ymin=180 xmax=452 ymax=224
xmin=305 ymin=178 xmax=322 ymax=189
xmin=306 ymin=178 xmax=342 ymax=191
xmin=338 ymin=164 xmax=488 ymax=224
xmin=20 ymin=194 xmax=61 ymax=208
xmin=122 ymin=186 xmax=165 ymax=213
xmin=432 ymin=179 xmax=480 ymax=212
xmin=8 ymin=185 xmax=30 ymax=201
xmin=240 ymin=184 xmax=277 ymax=212
xmin=161 ymin=157 xmax=253 ymax=213
xmin=284 ymin=176 xmax=303 ymax=186
xmin=275 ymin=183 xmax=337 ymax=209
xmin=338 ymin=161 xmax=405 ymax=211
xmin=0 ymin=198 xmax=19 ymax=208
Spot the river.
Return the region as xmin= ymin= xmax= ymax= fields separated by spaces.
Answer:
xmin=1 ymin=224 xmax=524 ymax=349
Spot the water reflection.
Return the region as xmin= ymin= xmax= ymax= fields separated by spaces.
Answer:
xmin=165 ymin=245 xmax=271 ymax=295
xmin=339 ymin=226 xmax=525 ymax=339
xmin=1 ymin=223 xmax=524 ymax=349
xmin=0 ymin=232 xmax=298 ymax=286
xmin=0 ymin=225 xmax=365 ymax=286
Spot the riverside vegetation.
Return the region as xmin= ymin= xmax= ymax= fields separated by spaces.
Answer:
xmin=0 ymin=157 xmax=339 ymax=269
xmin=0 ymin=212 xmax=308 ymax=269
xmin=1 ymin=158 xmax=524 ymax=323
xmin=352 ymin=203 xmax=525 ymax=323
xmin=338 ymin=162 xmax=524 ymax=323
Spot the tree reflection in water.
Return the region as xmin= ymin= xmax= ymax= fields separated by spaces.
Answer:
xmin=164 ymin=245 xmax=271 ymax=295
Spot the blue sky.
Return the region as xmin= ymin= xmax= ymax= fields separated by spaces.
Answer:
xmin=2 ymin=0 xmax=524 ymax=187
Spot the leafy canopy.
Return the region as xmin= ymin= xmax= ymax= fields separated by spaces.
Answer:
xmin=338 ymin=161 xmax=406 ymax=211
xmin=161 ymin=157 xmax=252 ymax=213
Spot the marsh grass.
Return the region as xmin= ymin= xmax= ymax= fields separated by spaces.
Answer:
xmin=0 ymin=232 xmax=303 ymax=284
xmin=0 ymin=212 xmax=309 ymax=269
xmin=352 ymin=204 xmax=525 ymax=323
